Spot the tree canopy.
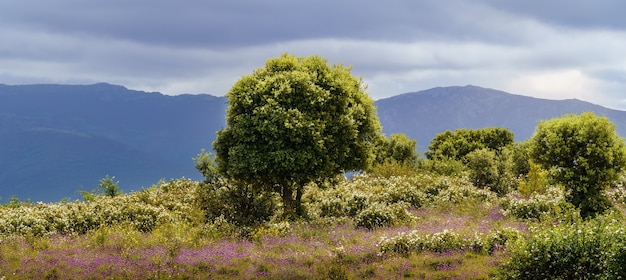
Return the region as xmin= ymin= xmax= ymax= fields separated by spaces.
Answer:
xmin=213 ymin=53 xmax=381 ymax=216
xmin=425 ymin=127 xmax=514 ymax=161
xmin=530 ymin=112 xmax=626 ymax=218
xmin=373 ymin=133 xmax=418 ymax=165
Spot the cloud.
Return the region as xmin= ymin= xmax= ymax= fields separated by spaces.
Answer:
xmin=1 ymin=0 xmax=626 ymax=110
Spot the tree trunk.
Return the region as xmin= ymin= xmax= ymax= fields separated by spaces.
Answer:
xmin=295 ymin=187 xmax=304 ymax=216
xmin=281 ymin=185 xmax=295 ymax=218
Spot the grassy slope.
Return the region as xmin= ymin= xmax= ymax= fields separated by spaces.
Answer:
xmin=0 ymin=174 xmax=623 ymax=279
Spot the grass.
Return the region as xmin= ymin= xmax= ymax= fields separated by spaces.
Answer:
xmin=0 ymin=205 xmax=511 ymax=279
xmin=0 ymin=174 xmax=623 ymax=279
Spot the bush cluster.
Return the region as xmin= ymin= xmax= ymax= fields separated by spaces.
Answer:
xmin=304 ymin=174 xmax=496 ymax=228
xmin=377 ymin=227 xmax=521 ymax=257
xmin=0 ymin=179 xmax=200 ymax=236
xmin=196 ymin=180 xmax=277 ymax=228
xmin=499 ymin=214 xmax=626 ymax=279
xmin=500 ymin=186 xmax=575 ymax=220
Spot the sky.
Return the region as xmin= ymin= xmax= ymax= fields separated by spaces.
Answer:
xmin=1 ymin=0 xmax=626 ymax=109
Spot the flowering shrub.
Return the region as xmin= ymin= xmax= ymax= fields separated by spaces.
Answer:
xmin=377 ymin=227 xmax=521 ymax=257
xmin=354 ymin=203 xmax=407 ymax=230
xmin=499 ymin=215 xmax=626 ymax=279
xmin=500 ymin=186 xmax=574 ymax=220
xmin=250 ymin=221 xmax=291 ymax=241
xmin=304 ymin=173 xmax=498 ymax=227
xmin=608 ymin=187 xmax=626 ymax=204
xmin=0 ymin=179 xmax=200 ymax=236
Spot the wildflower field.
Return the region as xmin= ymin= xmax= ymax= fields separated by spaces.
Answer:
xmin=2 ymin=174 xmax=626 ymax=279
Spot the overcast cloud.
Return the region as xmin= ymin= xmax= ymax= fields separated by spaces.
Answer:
xmin=1 ymin=0 xmax=625 ymax=109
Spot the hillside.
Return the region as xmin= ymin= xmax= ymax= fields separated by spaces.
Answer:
xmin=0 ymin=83 xmax=227 ymax=201
xmin=3 ymin=83 xmax=626 ymax=201
xmin=375 ymin=85 xmax=626 ymax=152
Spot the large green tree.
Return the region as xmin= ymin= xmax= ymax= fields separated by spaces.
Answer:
xmin=213 ymin=53 xmax=381 ymax=216
xmin=530 ymin=112 xmax=626 ymax=218
xmin=425 ymin=127 xmax=514 ymax=161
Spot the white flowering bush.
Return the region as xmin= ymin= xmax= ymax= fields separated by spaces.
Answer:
xmin=377 ymin=227 xmax=521 ymax=257
xmin=354 ymin=202 xmax=409 ymax=230
xmin=304 ymin=174 xmax=499 ymax=227
xmin=0 ymin=179 xmax=200 ymax=236
xmin=500 ymin=186 xmax=574 ymax=220
xmin=430 ymin=179 xmax=497 ymax=205
xmin=607 ymin=187 xmax=626 ymax=204
xmin=499 ymin=214 xmax=626 ymax=279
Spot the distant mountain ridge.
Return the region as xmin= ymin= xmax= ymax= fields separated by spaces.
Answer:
xmin=375 ymin=85 xmax=626 ymax=153
xmin=0 ymin=83 xmax=227 ymax=201
xmin=2 ymin=83 xmax=626 ymax=202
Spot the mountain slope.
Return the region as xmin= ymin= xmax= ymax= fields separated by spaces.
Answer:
xmin=375 ymin=85 xmax=626 ymax=153
xmin=3 ymin=83 xmax=626 ymax=202
xmin=0 ymin=83 xmax=227 ymax=201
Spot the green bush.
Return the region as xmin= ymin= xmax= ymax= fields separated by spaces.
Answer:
xmin=418 ymin=158 xmax=466 ymax=176
xmin=368 ymin=159 xmax=417 ymax=178
xmin=500 ymin=186 xmax=576 ymax=221
xmin=0 ymin=179 xmax=199 ymax=236
xmin=196 ymin=180 xmax=276 ymax=227
xmin=377 ymin=227 xmax=521 ymax=257
xmin=499 ymin=215 xmax=626 ymax=279
xmin=354 ymin=202 xmax=398 ymax=229
xmin=304 ymin=174 xmax=496 ymax=227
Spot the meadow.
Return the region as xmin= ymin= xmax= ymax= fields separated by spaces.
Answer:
xmin=1 ymin=171 xmax=626 ymax=279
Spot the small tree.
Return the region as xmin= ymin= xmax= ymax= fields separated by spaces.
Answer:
xmin=425 ymin=127 xmax=514 ymax=161
xmin=98 ymin=175 xmax=122 ymax=197
xmin=466 ymin=148 xmax=498 ymax=189
xmin=213 ymin=53 xmax=382 ymax=217
xmin=193 ymin=149 xmax=275 ymax=227
xmin=466 ymin=148 xmax=515 ymax=195
xmin=374 ymin=133 xmax=419 ymax=165
xmin=530 ymin=112 xmax=626 ymax=218
xmin=193 ymin=149 xmax=220 ymax=183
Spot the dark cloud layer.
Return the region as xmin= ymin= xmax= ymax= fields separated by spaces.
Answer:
xmin=1 ymin=0 xmax=625 ymax=109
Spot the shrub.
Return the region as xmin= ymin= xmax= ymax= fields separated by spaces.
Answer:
xmin=517 ymin=161 xmax=549 ymax=197
xmin=500 ymin=186 xmax=576 ymax=221
xmin=498 ymin=215 xmax=626 ymax=279
xmin=196 ymin=180 xmax=276 ymax=227
xmin=377 ymin=227 xmax=521 ymax=257
xmin=369 ymin=160 xmax=416 ymax=178
xmin=466 ymin=148 xmax=515 ymax=196
xmin=0 ymin=178 xmax=200 ymax=236
xmin=418 ymin=158 xmax=466 ymax=176
xmin=354 ymin=203 xmax=397 ymax=230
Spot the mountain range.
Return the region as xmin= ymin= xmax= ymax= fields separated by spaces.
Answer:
xmin=2 ymin=83 xmax=625 ymax=202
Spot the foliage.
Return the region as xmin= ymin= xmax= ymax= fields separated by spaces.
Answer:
xmin=418 ymin=158 xmax=467 ymax=176
xmin=510 ymin=140 xmax=531 ymax=177
xmin=466 ymin=148 xmax=498 ymax=190
xmin=378 ymin=227 xmax=521 ymax=257
xmin=499 ymin=214 xmax=626 ymax=279
xmin=98 ymin=175 xmax=122 ymax=197
xmin=530 ymin=112 xmax=626 ymax=218
xmin=303 ymin=174 xmax=496 ymax=227
xmin=79 ymin=175 xmax=123 ymax=201
xmin=500 ymin=186 xmax=577 ymax=221
xmin=373 ymin=133 xmax=418 ymax=165
xmin=466 ymin=148 xmax=516 ymax=196
xmin=368 ymin=159 xmax=417 ymax=178
xmin=0 ymin=179 xmax=200 ymax=236
xmin=196 ymin=180 xmax=276 ymax=228
xmin=213 ymin=53 xmax=382 ymax=216
xmin=193 ymin=149 xmax=220 ymax=183
xmin=425 ymin=127 xmax=514 ymax=161
xmin=517 ymin=161 xmax=549 ymax=196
